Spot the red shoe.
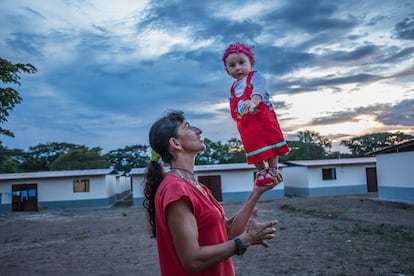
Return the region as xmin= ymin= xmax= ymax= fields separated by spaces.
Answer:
xmin=255 ymin=169 xmax=274 ymax=186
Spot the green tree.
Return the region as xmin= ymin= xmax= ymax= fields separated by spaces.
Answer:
xmin=0 ymin=58 xmax=37 ymax=138
xmin=104 ymin=144 xmax=149 ymax=172
xmin=226 ymin=137 xmax=246 ymax=163
xmin=281 ymin=130 xmax=332 ymax=161
xmin=340 ymin=131 xmax=414 ymax=157
xmin=0 ymin=143 xmax=25 ymax=173
xmin=50 ymin=147 xmax=108 ymax=170
xmin=20 ymin=142 xmax=83 ymax=172
xmin=196 ymin=138 xmax=232 ymax=165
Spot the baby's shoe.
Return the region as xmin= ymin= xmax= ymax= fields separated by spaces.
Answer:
xmin=255 ymin=169 xmax=274 ymax=186
xmin=268 ymin=168 xmax=283 ymax=181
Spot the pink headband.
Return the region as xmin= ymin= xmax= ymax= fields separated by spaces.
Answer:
xmin=222 ymin=43 xmax=255 ymax=66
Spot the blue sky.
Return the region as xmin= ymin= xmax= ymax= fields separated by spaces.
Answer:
xmin=1 ymin=0 xmax=413 ymax=153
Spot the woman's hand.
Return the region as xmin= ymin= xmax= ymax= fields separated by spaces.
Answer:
xmin=239 ymin=209 xmax=278 ymax=248
xmin=253 ymin=172 xmax=283 ymax=195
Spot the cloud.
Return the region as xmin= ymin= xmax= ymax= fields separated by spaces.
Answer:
xmin=1 ymin=0 xmax=413 ymax=154
xmin=394 ymin=14 xmax=414 ymax=40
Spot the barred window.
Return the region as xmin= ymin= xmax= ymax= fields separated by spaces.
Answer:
xmin=73 ymin=178 xmax=90 ymax=192
xmin=322 ymin=168 xmax=336 ymax=180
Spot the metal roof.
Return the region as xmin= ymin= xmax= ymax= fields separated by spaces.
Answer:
xmin=0 ymin=168 xmax=118 ymax=181
xmin=286 ymin=157 xmax=376 ymax=167
xmin=129 ymin=163 xmax=286 ymax=176
xmin=368 ymin=139 xmax=414 ymax=155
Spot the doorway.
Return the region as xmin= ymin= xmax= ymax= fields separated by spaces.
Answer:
xmin=198 ymin=175 xmax=222 ymax=201
xmin=366 ymin=167 xmax=378 ymax=193
xmin=12 ymin=183 xmax=38 ymax=211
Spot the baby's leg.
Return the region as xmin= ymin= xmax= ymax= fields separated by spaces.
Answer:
xmin=255 ymin=161 xmax=266 ymax=171
xmin=268 ymin=156 xmax=282 ymax=180
xmin=268 ymin=156 xmax=279 ymax=169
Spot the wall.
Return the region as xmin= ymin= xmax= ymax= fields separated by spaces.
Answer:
xmin=283 ymin=166 xmax=309 ymax=196
xmin=198 ymin=169 xmax=284 ymax=202
xmin=306 ymin=165 xmax=369 ymax=196
xmin=377 ymin=151 xmax=414 ymax=204
xmin=132 ymin=167 xmax=285 ymax=206
xmin=283 ymin=164 xmax=372 ymax=197
xmin=0 ymin=174 xmax=119 ymax=212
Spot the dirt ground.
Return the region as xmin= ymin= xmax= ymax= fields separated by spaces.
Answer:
xmin=1 ymin=194 xmax=413 ymax=276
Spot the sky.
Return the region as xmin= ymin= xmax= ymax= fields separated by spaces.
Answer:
xmin=1 ymin=0 xmax=413 ymax=154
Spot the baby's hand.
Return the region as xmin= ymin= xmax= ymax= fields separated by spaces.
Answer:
xmin=243 ymin=100 xmax=257 ymax=111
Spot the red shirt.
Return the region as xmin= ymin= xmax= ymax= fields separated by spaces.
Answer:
xmin=155 ymin=173 xmax=235 ymax=276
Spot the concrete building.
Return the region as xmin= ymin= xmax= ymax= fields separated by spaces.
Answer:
xmin=370 ymin=140 xmax=414 ymax=204
xmin=0 ymin=168 xmax=130 ymax=213
xmin=130 ymin=163 xmax=285 ymax=206
xmin=283 ymin=157 xmax=377 ymax=197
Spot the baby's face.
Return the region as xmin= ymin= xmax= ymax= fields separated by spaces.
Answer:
xmin=225 ymin=52 xmax=254 ymax=80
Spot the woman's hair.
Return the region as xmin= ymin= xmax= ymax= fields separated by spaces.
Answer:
xmin=143 ymin=110 xmax=186 ymax=237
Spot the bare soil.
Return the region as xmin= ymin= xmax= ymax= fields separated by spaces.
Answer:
xmin=1 ymin=194 xmax=413 ymax=276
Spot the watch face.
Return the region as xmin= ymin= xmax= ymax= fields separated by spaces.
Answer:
xmin=238 ymin=247 xmax=247 ymax=255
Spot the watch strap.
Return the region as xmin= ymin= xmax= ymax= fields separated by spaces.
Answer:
xmin=233 ymin=237 xmax=247 ymax=255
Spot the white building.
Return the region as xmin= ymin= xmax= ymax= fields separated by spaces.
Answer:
xmin=283 ymin=157 xmax=377 ymax=197
xmin=130 ymin=163 xmax=285 ymax=206
xmin=0 ymin=169 xmax=131 ymax=213
xmin=370 ymin=140 xmax=414 ymax=204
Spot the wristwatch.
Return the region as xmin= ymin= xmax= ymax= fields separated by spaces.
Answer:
xmin=233 ymin=237 xmax=247 ymax=255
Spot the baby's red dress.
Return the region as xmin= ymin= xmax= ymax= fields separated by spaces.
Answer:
xmin=229 ymin=71 xmax=290 ymax=164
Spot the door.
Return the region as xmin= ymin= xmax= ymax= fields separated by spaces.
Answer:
xmin=366 ymin=167 xmax=378 ymax=193
xmin=12 ymin=184 xmax=38 ymax=211
xmin=198 ymin=175 xmax=222 ymax=201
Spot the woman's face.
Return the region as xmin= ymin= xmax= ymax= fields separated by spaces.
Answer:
xmin=225 ymin=52 xmax=254 ymax=80
xmin=176 ymin=120 xmax=205 ymax=153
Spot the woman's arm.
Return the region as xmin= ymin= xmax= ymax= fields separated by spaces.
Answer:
xmin=167 ymin=194 xmax=278 ymax=274
xmin=166 ymin=197 xmax=236 ymax=274
xmin=226 ymin=174 xmax=283 ymax=238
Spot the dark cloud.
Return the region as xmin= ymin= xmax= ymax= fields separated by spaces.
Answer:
xmin=276 ymin=73 xmax=382 ymax=95
xmin=394 ymin=15 xmax=414 ymax=40
xmin=381 ymin=46 xmax=414 ymax=63
xmin=22 ymin=7 xmax=47 ymax=19
xmin=367 ymin=15 xmax=387 ymax=26
xmin=1 ymin=0 xmax=413 ymax=152
xmin=310 ymin=98 xmax=414 ymax=128
xmin=256 ymin=46 xmax=315 ymax=76
xmin=5 ymin=32 xmax=46 ymax=58
xmin=331 ymin=44 xmax=378 ymax=61
xmin=375 ymin=98 xmax=414 ymax=126
xmin=265 ymin=0 xmax=357 ymax=33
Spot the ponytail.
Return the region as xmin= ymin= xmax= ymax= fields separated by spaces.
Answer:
xmin=143 ymin=160 xmax=165 ymax=238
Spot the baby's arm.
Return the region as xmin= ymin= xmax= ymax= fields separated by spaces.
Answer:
xmin=243 ymin=95 xmax=262 ymax=111
xmin=243 ymin=72 xmax=268 ymax=111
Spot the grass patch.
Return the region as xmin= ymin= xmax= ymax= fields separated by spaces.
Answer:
xmin=351 ymin=223 xmax=414 ymax=242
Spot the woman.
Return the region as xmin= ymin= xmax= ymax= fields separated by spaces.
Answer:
xmin=143 ymin=110 xmax=281 ymax=276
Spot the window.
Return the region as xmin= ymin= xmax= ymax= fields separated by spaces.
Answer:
xmin=73 ymin=178 xmax=90 ymax=192
xmin=322 ymin=168 xmax=336 ymax=180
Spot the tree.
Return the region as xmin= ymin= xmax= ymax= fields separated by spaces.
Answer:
xmin=196 ymin=138 xmax=232 ymax=165
xmin=0 ymin=58 xmax=37 ymax=138
xmin=104 ymin=145 xmax=149 ymax=172
xmin=281 ymin=130 xmax=332 ymax=161
xmin=20 ymin=142 xmax=84 ymax=172
xmin=50 ymin=147 xmax=109 ymax=170
xmin=226 ymin=137 xmax=246 ymax=163
xmin=0 ymin=143 xmax=25 ymax=173
xmin=340 ymin=131 xmax=414 ymax=157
